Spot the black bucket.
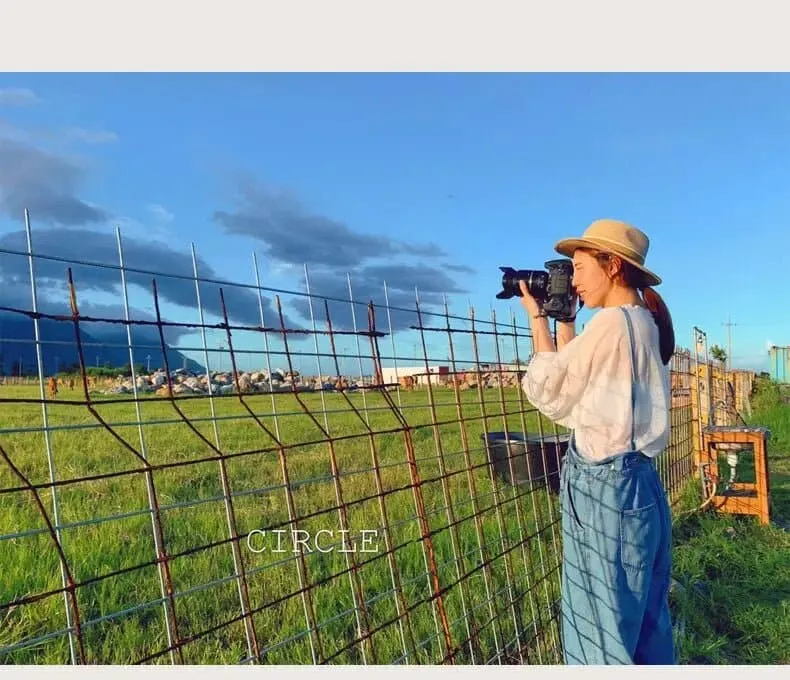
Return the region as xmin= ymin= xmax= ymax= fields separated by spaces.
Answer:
xmin=481 ymin=431 xmax=570 ymax=493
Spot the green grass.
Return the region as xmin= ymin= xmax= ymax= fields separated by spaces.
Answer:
xmin=0 ymin=385 xmax=569 ymax=665
xmin=668 ymin=378 xmax=790 ymax=664
xmin=2 ymin=378 xmax=786 ymax=665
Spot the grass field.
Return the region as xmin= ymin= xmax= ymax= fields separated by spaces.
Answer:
xmin=669 ymin=379 xmax=790 ymax=664
xmin=1 ymin=378 xmax=786 ymax=665
xmin=0 ymin=385 xmax=571 ymax=665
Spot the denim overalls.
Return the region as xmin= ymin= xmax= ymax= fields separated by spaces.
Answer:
xmin=559 ymin=306 xmax=675 ymax=665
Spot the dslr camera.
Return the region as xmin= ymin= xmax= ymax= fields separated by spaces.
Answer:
xmin=496 ymin=259 xmax=581 ymax=322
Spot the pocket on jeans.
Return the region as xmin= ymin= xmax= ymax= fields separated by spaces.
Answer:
xmin=619 ymin=502 xmax=659 ymax=571
xmin=563 ymin=476 xmax=587 ymax=534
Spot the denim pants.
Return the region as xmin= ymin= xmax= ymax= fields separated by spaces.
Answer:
xmin=559 ymin=435 xmax=676 ymax=664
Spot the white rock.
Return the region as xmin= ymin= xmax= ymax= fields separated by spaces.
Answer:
xmin=184 ymin=377 xmax=201 ymax=390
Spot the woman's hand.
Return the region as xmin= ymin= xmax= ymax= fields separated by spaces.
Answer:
xmin=566 ymin=290 xmax=579 ymax=321
xmin=518 ymin=280 xmax=541 ymax=318
xmin=520 ymin=280 xmax=556 ymax=353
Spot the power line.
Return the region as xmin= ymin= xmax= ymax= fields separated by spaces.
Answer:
xmin=722 ymin=314 xmax=737 ymax=371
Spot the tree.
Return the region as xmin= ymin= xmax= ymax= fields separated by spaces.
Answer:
xmin=710 ymin=344 xmax=727 ymax=364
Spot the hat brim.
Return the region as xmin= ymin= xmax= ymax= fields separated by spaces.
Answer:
xmin=554 ymin=237 xmax=662 ymax=287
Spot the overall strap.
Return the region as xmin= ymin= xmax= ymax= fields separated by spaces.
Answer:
xmin=620 ymin=307 xmax=638 ymax=452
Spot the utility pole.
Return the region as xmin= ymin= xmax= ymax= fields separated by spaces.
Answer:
xmin=723 ymin=314 xmax=737 ymax=371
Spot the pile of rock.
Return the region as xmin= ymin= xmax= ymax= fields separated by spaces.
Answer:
xmin=98 ymin=368 xmax=367 ymax=396
xmin=451 ymin=369 xmax=524 ymax=391
xmin=95 ymin=367 xmax=525 ymax=396
xmin=391 ymin=369 xmax=524 ymax=391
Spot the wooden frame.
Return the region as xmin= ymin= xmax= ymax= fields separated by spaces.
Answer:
xmin=701 ymin=425 xmax=771 ymax=525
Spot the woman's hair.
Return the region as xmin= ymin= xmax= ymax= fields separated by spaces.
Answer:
xmin=585 ymin=249 xmax=675 ymax=366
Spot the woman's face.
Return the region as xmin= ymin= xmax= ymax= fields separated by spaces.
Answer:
xmin=571 ymin=249 xmax=616 ymax=309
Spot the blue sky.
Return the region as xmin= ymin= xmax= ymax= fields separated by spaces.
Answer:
xmin=0 ymin=73 xmax=788 ymax=375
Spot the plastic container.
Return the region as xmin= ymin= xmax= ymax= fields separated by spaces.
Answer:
xmin=481 ymin=431 xmax=569 ymax=493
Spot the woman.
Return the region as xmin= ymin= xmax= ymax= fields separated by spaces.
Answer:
xmin=520 ymin=219 xmax=676 ymax=665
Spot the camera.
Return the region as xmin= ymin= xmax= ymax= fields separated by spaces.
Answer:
xmin=496 ymin=258 xmax=582 ymax=322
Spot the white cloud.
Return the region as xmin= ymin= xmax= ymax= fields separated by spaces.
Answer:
xmin=0 ymin=119 xmax=118 ymax=147
xmin=147 ymin=203 xmax=174 ymax=223
xmin=0 ymin=117 xmax=29 ymax=142
xmin=115 ymin=215 xmax=171 ymax=245
xmin=0 ymin=88 xmax=39 ymax=107
xmin=269 ymin=261 xmax=297 ymax=278
xmin=61 ymin=126 xmax=119 ymax=144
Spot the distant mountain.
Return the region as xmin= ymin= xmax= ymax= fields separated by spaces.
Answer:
xmin=0 ymin=313 xmax=204 ymax=376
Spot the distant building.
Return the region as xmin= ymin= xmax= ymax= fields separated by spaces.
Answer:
xmin=379 ymin=365 xmax=449 ymax=386
xmin=768 ymin=346 xmax=790 ymax=384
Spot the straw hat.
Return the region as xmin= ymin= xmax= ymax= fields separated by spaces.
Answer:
xmin=554 ymin=218 xmax=661 ymax=287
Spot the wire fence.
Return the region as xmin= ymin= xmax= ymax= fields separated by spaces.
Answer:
xmin=0 ymin=213 xmax=753 ymax=664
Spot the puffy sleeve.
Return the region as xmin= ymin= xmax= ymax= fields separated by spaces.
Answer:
xmin=521 ymin=308 xmax=631 ymax=429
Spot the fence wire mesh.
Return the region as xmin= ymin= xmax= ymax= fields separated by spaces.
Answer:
xmin=0 ymin=214 xmax=748 ymax=664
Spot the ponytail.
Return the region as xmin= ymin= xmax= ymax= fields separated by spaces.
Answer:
xmin=642 ymin=287 xmax=674 ymax=366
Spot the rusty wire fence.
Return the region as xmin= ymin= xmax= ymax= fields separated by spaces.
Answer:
xmin=0 ymin=215 xmax=745 ymax=665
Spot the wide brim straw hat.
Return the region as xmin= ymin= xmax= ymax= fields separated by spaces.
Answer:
xmin=554 ymin=218 xmax=661 ymax=287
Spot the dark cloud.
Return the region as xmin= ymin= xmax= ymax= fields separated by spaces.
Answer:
xmin=290 ymin=263 xmax=465 ymax=335
xmin=400 ymin=242 xmax=446 ymax=258
xmin=212 ymin=178 xmax=475 ymax=334
xmin=0 ymin=228 xmax=302 ymax=340
xmin=213 ymin=180 xmax=448 ymax=268
xmin=362 ymin=263 xmax=467 ymax=297
xmin=56 ymin=300 xmax=187 ymax=348
xmin=445 ymin=263 xmax=476 ymax=274
xmin=0 ymin=138 xmax=473 ymax=352
xmin=0 ymin=139 xmax=110 ymax=225
xmin=0 ymin=290 xmax=185 ymax=349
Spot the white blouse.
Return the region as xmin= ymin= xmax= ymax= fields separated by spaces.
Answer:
xmin=521 ymin=304 xmax=671 ymax=462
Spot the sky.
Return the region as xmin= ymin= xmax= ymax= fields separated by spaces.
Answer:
xmin=0 ymin=73 xmax=788 ymax=376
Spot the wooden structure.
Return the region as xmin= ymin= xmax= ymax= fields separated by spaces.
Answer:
xmin=701 ymin=425 xmax=771 ymax=525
